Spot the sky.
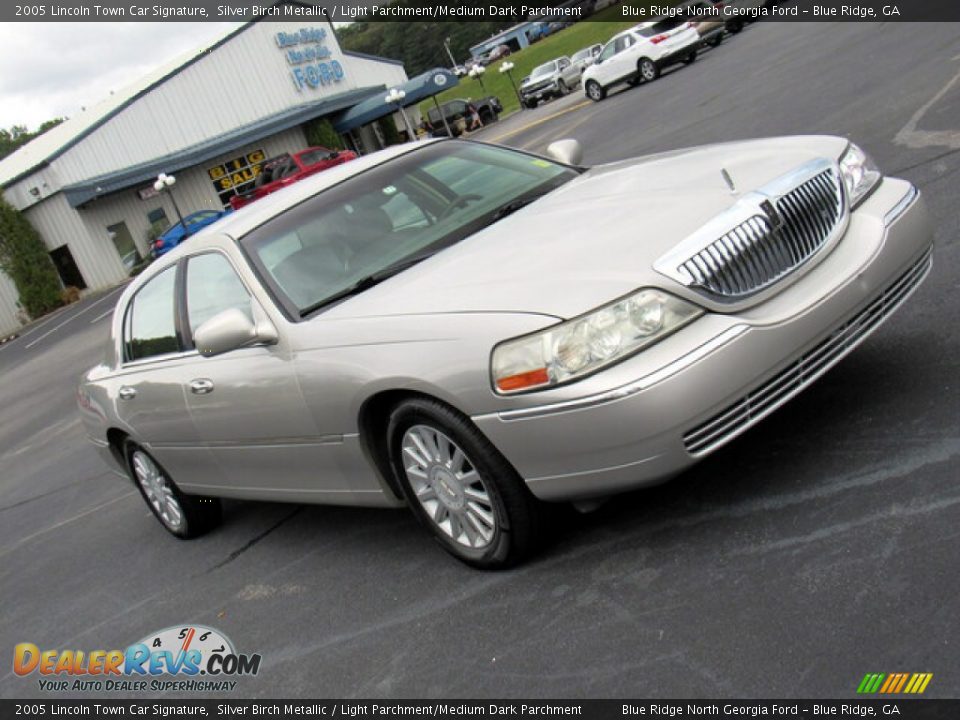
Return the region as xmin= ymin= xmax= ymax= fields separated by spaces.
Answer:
xmin=0 ymin=23 xmax=241 ymax=131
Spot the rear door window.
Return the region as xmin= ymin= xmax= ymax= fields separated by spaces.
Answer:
xmin=124 ymin=266 xmax=179 ymax=362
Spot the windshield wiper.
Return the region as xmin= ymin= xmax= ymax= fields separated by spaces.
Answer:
xmin=298 ymin=253 xmax=435 ymax=317
xmin=488 ymin=192 xmax=549 ymax=224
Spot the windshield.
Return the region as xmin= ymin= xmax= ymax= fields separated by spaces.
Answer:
xmin=530 ymin=61 xmax=557 ymax=78
xmin=240 ymin=142 xmax=579 ymax=317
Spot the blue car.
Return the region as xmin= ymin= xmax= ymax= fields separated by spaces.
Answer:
xmin=151 ymin=209 xmax=231 ymax=257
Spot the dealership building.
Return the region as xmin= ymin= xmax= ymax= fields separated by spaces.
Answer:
xmin=0 ymin=6 xmax=458 ymax=335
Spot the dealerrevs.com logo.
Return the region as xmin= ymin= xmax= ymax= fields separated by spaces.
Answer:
xmin=13 ymin=625 xmax=261 ymax=693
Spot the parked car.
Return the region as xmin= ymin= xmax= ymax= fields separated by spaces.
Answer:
xmin=426 ymin=97 xmax=503 ymax=136
xmin=151 ymin=209 xmax=231 ymax=258
xmin=79 ymin=137 xmax=932 ymax=568
xmin=570 ymin=44 xmax=603 ymax=72
xmin=688 ymin=0 xmax=725 ymax=47
xmin=229 ymin=146 xmax=358 ymax=210
xmin=487 ymin=44 xmax=512 ymax=63
xmin=583 ymin=19 xmax=701 ymax=101
xmin=520 ymin=57 xmax=582 ymax=108
xmin=464 ymin=55 xmax=488 ymax=71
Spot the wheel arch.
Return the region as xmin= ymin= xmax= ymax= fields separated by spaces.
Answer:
xmin=357 ymin=388 xmax=476 ymax=502
xmin=106 ymin=427 xmax=131 ymax=470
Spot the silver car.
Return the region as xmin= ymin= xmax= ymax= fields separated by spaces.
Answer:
xmin=78 ymin=137 xmax=933 ymax=568
xmin=519 ymin=57 xmax=582 ymax=108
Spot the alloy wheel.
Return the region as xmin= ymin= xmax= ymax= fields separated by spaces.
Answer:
xmin=132 ymin=450 xmax=184 ymax=531
xmin=641 ymin=60 xmax=657 ymax=81
xmin=401 ymin=425 xmax=497 ymax=549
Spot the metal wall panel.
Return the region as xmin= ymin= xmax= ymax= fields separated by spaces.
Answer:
xmin=53 ymin=23 xmax=404 ymax=186
xmin=0 ymin=272 xmax=23 ymax=337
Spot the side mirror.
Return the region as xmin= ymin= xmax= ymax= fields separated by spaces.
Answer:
xmin=545 ymin=139 xmax=584 ymax=166
xmin=194 ymin=306 xmax=278 ymax=358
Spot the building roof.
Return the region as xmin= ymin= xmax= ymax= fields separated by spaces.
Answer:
xmin=0 ymin=23 xmax=247 ymax=190
xmin=332 ymin=68 xmax=459 ymax=134
xmin=61 ymin=85 xmax=384 ymax=208
xmin=0 ymin=6 xmax=407 ymax=190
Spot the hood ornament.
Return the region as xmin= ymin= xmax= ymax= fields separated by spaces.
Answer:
xmin=720 ymin=167 xmax=736 ymax=193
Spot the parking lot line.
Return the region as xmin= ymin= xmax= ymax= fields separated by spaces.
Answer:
xmin=0 ymin=490 xmax=136 ymax=559
xmin=90 ymin=307 xmax=115 ymax=324
xmin=486 ymin=100 xmax=593 ymax=143
xmin=23 ymin=287 xmax=124 ymax=350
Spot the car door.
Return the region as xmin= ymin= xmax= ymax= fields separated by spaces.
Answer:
xmin=609 ymin=33 xmax=639 ymax=82
xmin=112 ymin=264 xmax=219 ymax=485
xmin=559 ymin=56 xmax=579 ymax=84
xmin=178 ymin=250 xmax=358 ymax=503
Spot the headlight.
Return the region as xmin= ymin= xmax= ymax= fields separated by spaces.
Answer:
xmin=491 ymin=289 xmax=703 ymax=394
xmin=839 ymin=143 xmax=881 ymax=208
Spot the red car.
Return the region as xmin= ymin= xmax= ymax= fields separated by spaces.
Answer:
xmin=230 ymin=146 xmax=357 ymax=210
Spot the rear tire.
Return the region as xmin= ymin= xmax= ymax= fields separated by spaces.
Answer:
xmin=387 ymin=398 xmax=542 ymax=569
xmin=585 ymin=80 xmax=606 ymax=101
xmin=639 ymin=57 xmax=660 ymax=82
xmin=709 ymin=34 xmax=723 ymax=48
xmin=727 ymin=19 xmax=744 ymax=33
xmin=124 ymin=441 xmax=221 ymax=539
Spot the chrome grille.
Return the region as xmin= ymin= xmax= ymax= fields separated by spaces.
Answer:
xmin=679 ymin=168 xmax=844 ymax=300
xmin=682 ymin=249 xmax=932 ymax=456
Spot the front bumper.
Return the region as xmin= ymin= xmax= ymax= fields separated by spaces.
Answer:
xmin=521 ymin=82 xmax=559 ymax=101
xmin=472 ymin=178 xmax=933 ymax=501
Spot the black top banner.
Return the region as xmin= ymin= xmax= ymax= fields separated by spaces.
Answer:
xmin=3 ymin=700 xmax=960 ymax=719
xmin=4 ymin=0 xmax=960 ymax=23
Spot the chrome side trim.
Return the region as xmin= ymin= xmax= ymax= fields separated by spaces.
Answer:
xmin=150 ymin=434 xmax=344 ymax=449
xmin=495 ymin=325 xmax=748 ymax=422
xmin=683 ymin=247 xmax=933 ymax=456
xmin=884 ymin=184 xmax=919 ymax=226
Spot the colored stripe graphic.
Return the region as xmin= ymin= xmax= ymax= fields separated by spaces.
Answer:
xmin=859 ymin=672 xmax=932 ymax=694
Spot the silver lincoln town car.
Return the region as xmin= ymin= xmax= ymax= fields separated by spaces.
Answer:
xmin=78 ymin=136 xmax=932 ymax=567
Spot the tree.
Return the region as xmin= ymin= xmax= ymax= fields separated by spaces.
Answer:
xmin=303 ymin=117 xmax=345 ymax=150
xmin=0 ymin=198 xmax=62 ymax=319
xmin=0 ymin=118 xmax=65 ymax=161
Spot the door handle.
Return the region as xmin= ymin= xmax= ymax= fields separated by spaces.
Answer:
xmin=189 ymin=379 xmax=215 ymax=395
xmin=118 ymin=386 xmax=137 ymax=401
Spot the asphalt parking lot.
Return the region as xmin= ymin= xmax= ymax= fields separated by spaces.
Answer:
xmin=2 ymin=21 xmax=959 ymax=699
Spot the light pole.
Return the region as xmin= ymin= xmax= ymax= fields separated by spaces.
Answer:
xmin=385 ymin=87 xmax=415 ymax=142
xmin=153 ymin=173 xmax=184 ymax=227
xmin=499 ymin=61 xmax=522 ymax=108
xmin=468 ymin=64 xmax=486 ymax=93
xmin=443 ymin=37 xmax=456 ymax=69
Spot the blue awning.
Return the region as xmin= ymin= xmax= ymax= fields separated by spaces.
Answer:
xmin=332 ymin=68 xmax=459 ymax=133
xmin=63 ymin=85 xmax=384 ymax=208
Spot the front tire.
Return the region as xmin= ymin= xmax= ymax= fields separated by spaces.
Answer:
xmin=387 ymin=398 xmax=541 ymax=569
xmin=557 ymin=79 xmax=568 ymax=96
xmin=639 ymin=57 xmax=660 ymax=82
xmin=683 ymin=49 xmax=698 ymax=65
xmin=125 ymin=441 xmax=221 ymax=539
xmin=585 ymin=80 xmax=606 ymax=101
xmin=709 ymin=33 xmax=723 ymax=48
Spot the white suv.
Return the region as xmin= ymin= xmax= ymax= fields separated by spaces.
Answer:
xmin=582 ymin=19 xmax=701 ymax=102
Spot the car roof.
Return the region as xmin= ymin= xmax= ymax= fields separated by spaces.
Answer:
xmin=132 ymin=139 xmax=442 ymax=287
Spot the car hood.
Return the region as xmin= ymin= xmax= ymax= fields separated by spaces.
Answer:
xmin=521 ymin=75 xmax=555 ymax=87
xmin=326 ymin=136 xmax=849 ymax=321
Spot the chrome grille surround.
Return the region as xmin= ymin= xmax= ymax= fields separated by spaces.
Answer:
xmin=655 ymin=158 xmax=848 ymax=304
xmin=682 ymin=248 xmax=933 ymax=456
